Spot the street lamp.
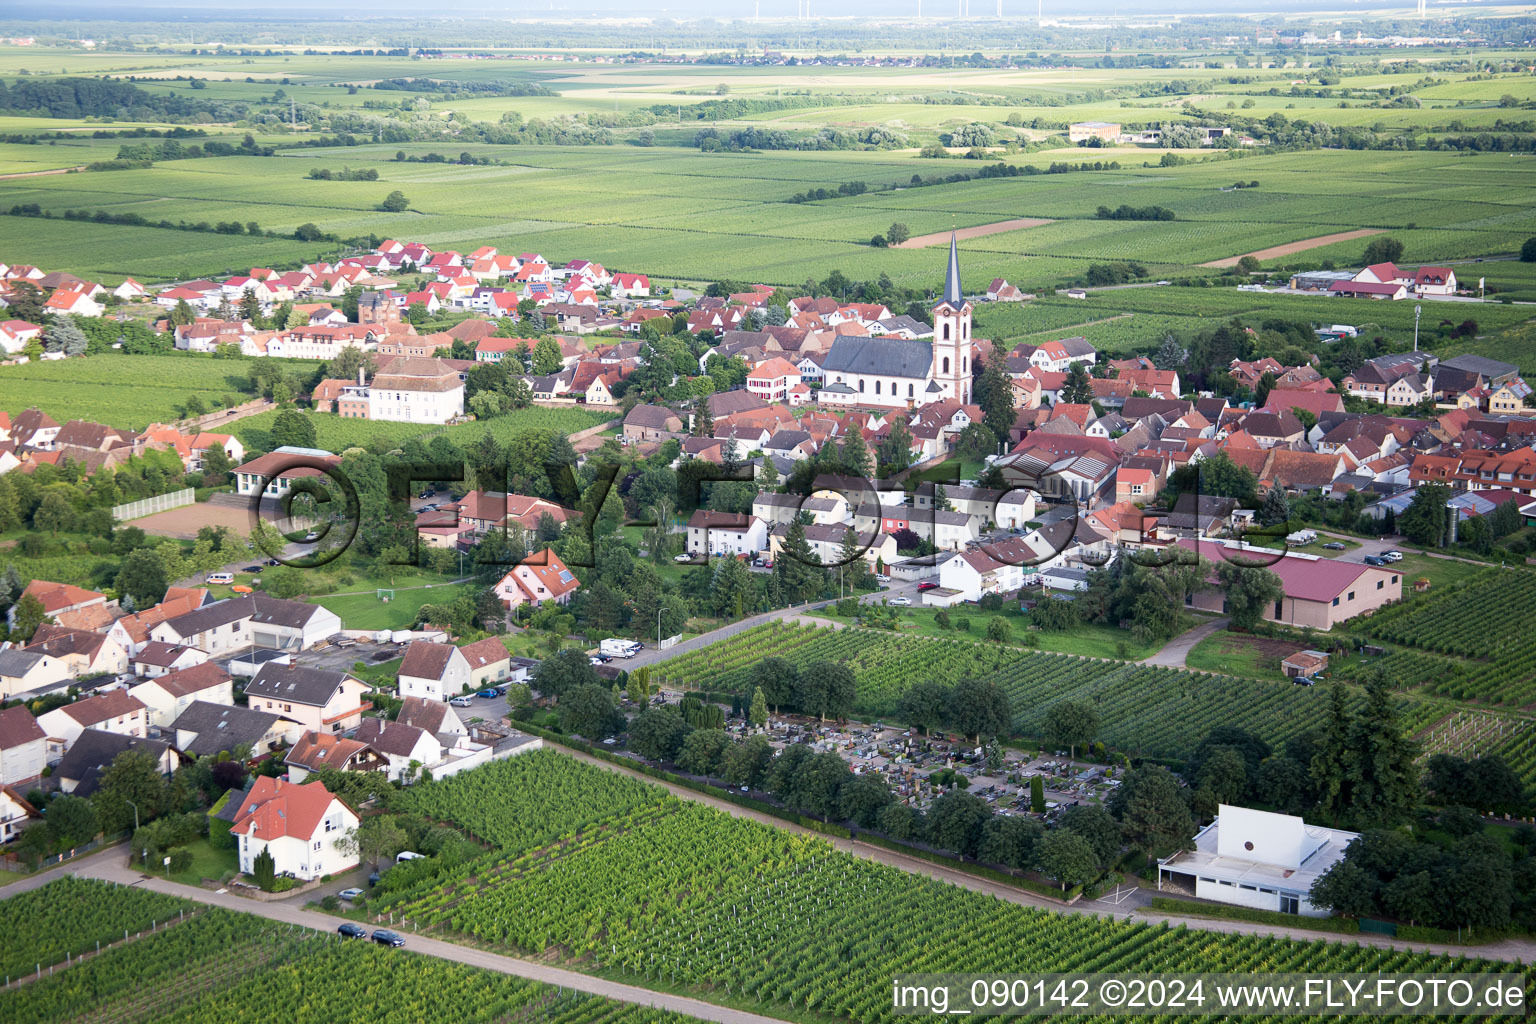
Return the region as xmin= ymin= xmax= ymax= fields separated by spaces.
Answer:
xmin=1413 ymin=304 xmax=1421 ymax=352
xmin=656 ymin=606 xmax=662 ymax=649
xmin=125 ymin=799 xmax=139 ymax=833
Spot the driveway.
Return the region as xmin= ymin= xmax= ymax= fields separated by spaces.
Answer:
xmin=1140 ymin=616 xmax=1228 ymax=668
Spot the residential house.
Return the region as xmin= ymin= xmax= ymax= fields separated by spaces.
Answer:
xmin=768 ymin=522 xmax=897 ymax=567
xmin=906 ymin=508 xmax=982 ymax=551
xmin=0 ymin=706 xmax=46 ymax=786
xmin=150 ymin=594 xmax=342 ymax=654
xmin=398 ymin=642 xmax=473 ymax=703
xmin=171 ymin=701 xmax=302 ymax=758
xmin=623 ymin=404 xmax=685 ymax=444
xmin=243 ymin=664 xmax=372 ymax=734
xmin=284 ymin=732 xmax=384 ymax=782
xmin=685 ymin=510 xmax=769 ymax=558
xmin=9 ymin=580 xmax=108 ymax=632
xmin=353 ymin=718 xmax=442 ymax=783
xmin=55 ymin=731 xmax=176 ymax=796
xmin=1180 ymin=538 xmax=1401 ymax=629
xmin=458 ymin=637 xmax=513 ymax=689
xmin=986 ymin=278 xmax=1027 ymax=302
xmin=493 ymin=548 xmax=581 ymax=611
xmin=746 ymin=357 xmax=802 ymax=403
xmin=230 ymin=777 xmax=359 ymax=881
xmin=129 ymin=661 xmax=234 ymax=729
xmin=131 ymin=640 xmax=208 ymax=678
xmin=24 ymin=625 xmax=127 ymax=679
xmin=0 ymin=787 xmax=34 ymax=843
xmin=38 ymin=691 xmax=148 ymax=754
xmin=0 ymin=649 xmax=70 ymax=700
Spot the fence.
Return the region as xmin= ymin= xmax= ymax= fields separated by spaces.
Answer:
xmin=658 ymin=633 xmax=682 ymax=651
xmin=112 ymin=488 xmax=195 ymax=522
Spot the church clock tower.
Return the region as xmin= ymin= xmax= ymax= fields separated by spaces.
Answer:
xmin=931 ymin=232 xmax=972 ymax=404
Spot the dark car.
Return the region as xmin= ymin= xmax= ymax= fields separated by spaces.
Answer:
xmin=264 ymin=558 xmax=280 ymax=566
xmin=419 ymin=488 xmax=435 ymax=498
xmin=371 ymin=929 xmax=406 ymax=947
xmin=1363 ymin=555 xmax=1388 ymax=566
xmin=368 ymin=871 xmax=380 ymax=887
xmin=1321 ymin=542 xmax=1346 ymax=551
xmin=917 ymin=581 xmax=939 ymax=591
xmin=337 ymin=923 xmax=368 ymax=939
xmin=242 ymin=565 xmax=264 ymax=573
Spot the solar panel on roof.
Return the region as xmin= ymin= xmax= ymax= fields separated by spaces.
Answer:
xmin=558 ymin=571 xmax=574 ymax=583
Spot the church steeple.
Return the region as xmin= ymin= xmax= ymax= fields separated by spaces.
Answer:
xmin=940 ymin=231 xmax=963 ymax=309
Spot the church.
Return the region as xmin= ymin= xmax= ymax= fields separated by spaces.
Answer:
xmin=817 ymin=233 xmax=972 ymax=410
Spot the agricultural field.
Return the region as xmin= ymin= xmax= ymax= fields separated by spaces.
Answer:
xmin=0 ymin=354 xmax=315 ymax=431
xmin=0 ymin=877 xmax=189 ymax=980
xmin=230 ymin=403 xmax=614 ymax=454
xmin=372 ymin=751 xmax=1517 ymax=1024
xmin=0 ymin=898 xmax=704 ymax=1024
xmin=1360 ymin=568 xmax=1536 ymax=709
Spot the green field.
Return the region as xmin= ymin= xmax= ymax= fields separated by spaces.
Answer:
xmin=230 ymin=403 xmax=615 ymax=453
xmin=0 ymin=354 xmax=318 ymax=429
xmin=315 ymin=580 xmax=471 ymax=631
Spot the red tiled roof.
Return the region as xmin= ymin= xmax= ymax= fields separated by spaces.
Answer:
xmin=229 ymin=777 xmax=350 ymax=841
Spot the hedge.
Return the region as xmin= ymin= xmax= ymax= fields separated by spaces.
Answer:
xmin=1147 ymin=896 xmax=1360 ymax=934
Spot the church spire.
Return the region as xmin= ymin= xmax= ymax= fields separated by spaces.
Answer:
xmin=941 ymin=231 xmax=963 ymax=309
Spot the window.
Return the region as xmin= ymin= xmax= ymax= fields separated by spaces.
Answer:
xmin=908 ymin=383 xmax=914 ymax=398
xmin=942 ymin=356 xmax=950 ymax=374
xmin=314 ymin=840 xmax=322 ymax=851
xmin=1331 ymin=597 xmax=1339 ymax=607
xmin=1347 ymin=591 xmax=1355 ymax=601
xmin=1377 ymin=580 xmax=1384 ymax=590
xmin=875 ymin=380 xmax=881 ymax=395
xmin=942 ymin=324 xmax=950 ymax=340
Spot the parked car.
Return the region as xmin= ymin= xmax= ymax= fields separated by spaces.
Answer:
xmin=477 ymin=687 xmax=505 ymax=698
xmin=302 ymin=531 xmax=320 ymax=542
xmin=337 ymin=923 xmax=368 ymax=939
xmin=1381 ymin=550 xmax=1403 ymax=562
xmin=588 ymin=656 xmax=606 ymax=666
xmin=752 ymin=558 xmax=766 ymax=567
xmin=264 ymin=558 xmax=280 ymax=566
xmin=874 ymin=573 xmax=891 ymax=584
xmin=241 ymin=565 xmax=264 ymax=573
xmin=371 ymin=929 xmax=406 ymax=947
xmin=916 ymin=581 xmax=939 ymax=591
xmin=367 ymin=871 xmax=380 ymax=887
xmin=889 ymin=596 xmax=911 ymax=606
xmin=338 ymin=888 xmax=364 ymax=901
xmin=1321 ymin=542 xmax=1346 ymax=551
xmin=673 ymin=553 xmax=693 ymax=563
xmin=449 ymin=695 xmax=475 ymax=708
xmin=418 ymin=488 xmax=435 ymax=498
xmin=1363 ymin=555 xmax=1388 ymax=566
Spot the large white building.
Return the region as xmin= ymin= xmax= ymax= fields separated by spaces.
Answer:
xmin=1158 ymin=804 xmax=1358 ymax=918
xmin=367 ymin=356 xmax=465 ymax=423
xmin=817 ymin=235 xmax=971 ymax=409
xmin=229 ymin=776 xmax=360 ymax=881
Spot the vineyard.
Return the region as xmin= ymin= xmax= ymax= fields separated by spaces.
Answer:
xmin=0 ymin=877 xmax=190 ymax=981
xmin=657 ymin=622 xmax=1391 ymax=759
xmin=391 ymin=748 xmax=666 ymax=851
xmin=0 ymin=903 xmax=702 ymax=1024
xmin=375 ymin=755 xmax=1518 ymax=1024
xmin=1360 ymin=569 xmax=1536 ymax=708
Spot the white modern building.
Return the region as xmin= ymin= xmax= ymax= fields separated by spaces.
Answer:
xmin=685 ymin=510 xmax=769 ymax=558
xmin=1158 ymin=804 xmax=1358 ymax=918
xmin=229 ymin=777 xmax=360 ymax=881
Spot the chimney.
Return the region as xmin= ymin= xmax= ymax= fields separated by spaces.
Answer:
xmin=358 ymin=366 xmax=366 ymax=386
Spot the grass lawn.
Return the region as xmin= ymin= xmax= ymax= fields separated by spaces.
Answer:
xmin=1390 ymin=553 xmax=1488 ymax=591
xmin=1289 ymin=537 xmax=1361 ymax=558
xmin=1184 ymin=631 xmax=1287 ymax=680
xmin=814 ymin=603 xmax=1159 ymax=660
xmin=165 ymin=837 xmax=238 ymax=887
xmin=316 ymin=581 xmax=471 ymax=632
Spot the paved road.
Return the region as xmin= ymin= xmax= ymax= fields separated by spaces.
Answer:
xmin=1140 ymin=616 xmax=1229 ymax=668
xmin=49 ymin=856 xmax=792 ymax=1024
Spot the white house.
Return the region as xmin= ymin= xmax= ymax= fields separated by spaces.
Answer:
xmin=457 ymin=637 xmax=513 ymax=689
xmin=0 ymin=706 xmax=46 ymax=787
xmin=151 ymin=594 xmax=342 ymax=654
xmin=685 ymin=510 xmax=769 ymax=558
xmin=397 ymin=642 xmax=472 ymax=703
xmin=130 ymin=640 xmax=208 ymax=679
xmin=38 ymin=691 xmax=148 ymax=755
xmin=0 ymin=785 xmax=34 ymax=842
xmin=366 ymin=356 xmax=465 ymax=424
xmin=354 ymin=718 xmax=443 ymax=783
xmin=243 ymin=664 xmax=372 ymax=735
xmin=906 ymin=508 xmax=982 ymax=551
xmin=1158 ymin=804 xmax=1357 ymax=918
xmin=129 ymin=661 xmax=234 ymax=729
xmin=230 ymin=777 xmax=360 ymax=881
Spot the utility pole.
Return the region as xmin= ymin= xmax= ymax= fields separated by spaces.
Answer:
xmin=1413 ymin=304 xmax=1421 ymax=351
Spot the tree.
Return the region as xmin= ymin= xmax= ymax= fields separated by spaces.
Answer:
xmin=747 ymin=687 xmax=768 ymax=729
xmin=1110 ymin=764 xmax=1193 ymax=864
xmin=876 ymin=417 xmax=915 ymax=476
xmin=1398 ymin=483 xmax=1450 ymax=548
xmin=974 ymin=347 xmax=1015 ymax=446
xmin=1309 ymin=857 xmax=1376 ymax=919
xmin=1196 ymin=746 xmax=1248 ymax=805
xmin=628 ymin=706 xmax=691 ymax=761
xmin=1258 ymin=487 xmax=1291 ymax=528
xmin=531 ymin=648 xmax=599 ymax=698
xmin=1215 ymin=560 xmax=1283 ymax=631
xmin=798 ymin=660 xmax=855 ymax=722
xmin=531 ymin=337 xmax=563 ymax=375
xmin=721 ymin=734 xmax=773 ymax=788
xmin=1030 ymin=774 xmax=1046 ymax=813
xmin=1521 ymin=236 xmax=1536 ymax=263
xmin=1059 ymin=803 xmax=1120 ymax=867
xmin=1153 ymin=333 xmax=1186 ymax=371
xmin=750 ymin=657 xmax=800 ymax=713
xmin=945 ymin=678 xmax=1012 ymax=743
xmin=92 ymin=749 xmax=167 ymax=835
xmin=47 ymin=794 xmax=100 ymax=848
xmin=33 ymin=491 xmax=75 ymax=535
xmin=559 ymin=683 xmax=617 ymax=740
xmin=1060 ymin=361 xmax=1094 ymax=405
xmin=1043 ymin=700 xmax=1099 ymax=760
xmin=1346 ymin=676 xmax=1418 ymax=827
xmin=271 ymin=408 xmax=317 ymax=449
xmin=927 ymin=790 xmax=990 ymax=857
xmin=773 ymin=519 xmax=826 ymax=605
xmin=1036 ymin=830 xmax=1098 ymax=890
xmin=1311 ymin=682 xmax=1356 ymax=822
xmin=1362 ymin=237 xmax=1405 ymax=266
xmin=115 ymin=548 xmax=168 ymax=608
xmin=44 ymin=315 xmax=88 ymax=357
xmin=9 ymin=592 xmax=46 ymax=641
xmin=677 ymin=729 xmax=731 ymax=777
xmin=351 ymin=814 xmax=407 ymax=869
xmin=251 ymin=846 xmax=276 ymax=890
xmin=898 ymin=680 xmax=950 ymax=736
xmin=886 ymin=222 xmax=911 ymax=246
xmin=379 ymin=190 xmax=410 ymax=212
xmin=840 ymin=772 xmax=893 ymax=827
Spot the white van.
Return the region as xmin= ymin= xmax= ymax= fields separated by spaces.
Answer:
xmin=396 ymin=851 xmax=427 ymax=864
xmin=205 ymin=572 xmax=234 ymax=585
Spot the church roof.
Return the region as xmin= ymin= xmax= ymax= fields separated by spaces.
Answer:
xmin=823 ymin=336 xmax=934 ymax=379
xmin=936 ymin=232 xmax=965 ymax=312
